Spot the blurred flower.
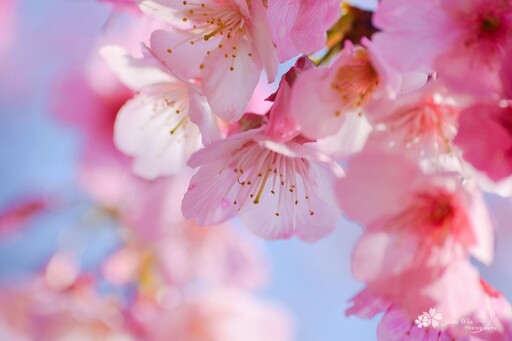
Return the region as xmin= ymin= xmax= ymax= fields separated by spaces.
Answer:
xmin=372 ymin=0 xmax=512 ymax=96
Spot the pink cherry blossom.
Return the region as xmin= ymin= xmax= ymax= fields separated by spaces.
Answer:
xmin=372 ymin=0 xmax=512 ymax=96
xmin=102 ymin=45 xmax=219 ymax=179
xmin=337 ymin=150 xmax=493 ymax=318
xmin=126 ymin=290 xmax=294 ymax=341
xmin=52 ymin=70 xmax=137 ymax=208
xmin=364 ymin=82 xmax=460 ymax=160
xmin=0 ymin=277 xmax=132 ymax=341
xmin=51 ymin=7 xmax=168 ymax=202
xmin=142 ymin=0 xmax=278 ymax=121
xmin=182 ymin=129 xmax=341 ymax=242
xmin=93 ymin=164 xmax=268 ymax=290
xmin=290 ymin=40 xmax=401 ymax=139
xmin=102 ymin=220 xmax=268 ymax=290
xmin=337 ymin=150 xmax=493 ymax=264
xmin=182 ymin=60 xmax=342 ymax=241
xmin=267 ymin=0 xmax=341 ymax=61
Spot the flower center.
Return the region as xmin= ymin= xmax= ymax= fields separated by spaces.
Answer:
xmin=480 ymin=14 xmax=501 ymax=33
xmin=386 ymin=189 xmax=471 ymax=246
xmin=144 ymin=85 xmax=192 ymax=140
xmin=381 ymin=96 xmax=458 ymax=153
xmin=225 ymin=141 xmax=315 ymax=217
xmin=181 ymin=1 xmax=245 ymax=35
xmin=331 ymin=50 xmax=379 ymax=113
xmin=428 ymin=197 xmax=454 ymax=227
xmin=164 ymin=2 xmax=251 ymax=72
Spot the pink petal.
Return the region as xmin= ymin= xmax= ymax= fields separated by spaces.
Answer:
xmin=267 ymin=0 xmax=300 ymax=61
xmin=187 ymin=84 xmax=221 ymax=144
xmin=201 ymin=37 xmax=262 ymax=121
xmin=250 ymin=0 xmax=278 ymax=82
xmin=372 ymin=0 xmax=457 ymax=72
xmin=290 ymin=65 xmax=346 ymax=138
xmin=182 ymin=161 xmax=240 ymax=225
xmin=336 ymin=150 xmax=421 ymax=226
xmin=346 ymin=288 xmax=390 ymax=319
xmin=268 ymin=0 xmax=340 ymax=61
xmin=466 ymin=184 xmax=494 ymax=265
xmin=314 ymin=112 xmax=372 ymax=160
xmin=435 ymin=49 xmax=501 ymax=97
xmin=418 ymin=261 xmax=483 ymax=320
xmin=182 ymin=134 xmax=253 ymax=225
xmin=351 ymin=231 xmax=417 ymax=282
xmin=150 ymin=29 xmax=216 ymax=81
xmin=455 ymin=103 xmax=512 ymax=182
xmin=100 ymin=45 xmax=175 ymax=90
xmin=290 ymin=0 xmax=340 ymax=57
xmin=114 ymin=88 xmax=202 ymax=179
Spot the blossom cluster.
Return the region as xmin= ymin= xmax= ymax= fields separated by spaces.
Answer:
xmin=2 ymin=0 xmax=512 ymax=339
xmin=0 ymin=1 xmax=293 ymax=340
xmin=98 ymin=0 xmax=512 ymax=339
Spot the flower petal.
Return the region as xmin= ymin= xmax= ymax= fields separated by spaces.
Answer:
xmin=201 ymin=37 xmax=262 ymax=121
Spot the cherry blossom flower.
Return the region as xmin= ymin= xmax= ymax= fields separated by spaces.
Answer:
xmin=337 ymin=150 xmax=494 ymax=317
xmin=182 ymin=129 xmax=342 ymax=241
xmin=52 ymin=5 xmax=174 ymax=200
xmin=102 ymin=220 xmax=268 ymax=290
xmin=364 ymin=82 xmax=460 ymax=160
xmin=141 ymin=0 xmax=278 ymax=121
xmin=125 ymin=290 xmax=294 ymax=341
xmin=267 ymin=0 xmax=341 ymax=61
xmin=372 ymin=0 xmax=512 ymax=96
xmin=0 ymin=277 xmax=132 ymax=341
xmin=290 ymin=40 xmax=401 ymax=139
xmin=182 ymin=61 xmax=342 ymax=241
xmin=102 ymin=45 xmax=219 ymax=179
xmin=13 ymin=1 xmax=512 ymax=339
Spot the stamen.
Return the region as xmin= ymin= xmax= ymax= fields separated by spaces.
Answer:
xmin=253 ymin=169 xmax=270 ymax=204
xmin=170 ymin=117 xmax=187 ymax=135
xmin=218 ymin=141 xmax=316 ymax=222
